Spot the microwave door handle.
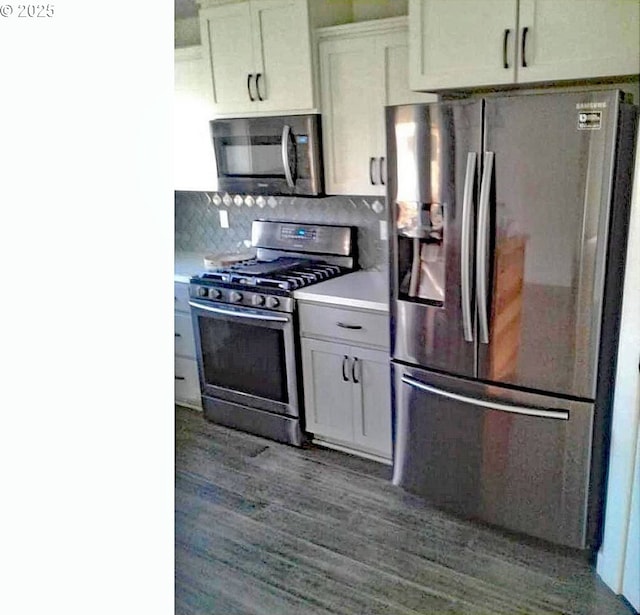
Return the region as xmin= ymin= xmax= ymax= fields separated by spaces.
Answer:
xmin=282 ymin=124 xmax=295 ymax=188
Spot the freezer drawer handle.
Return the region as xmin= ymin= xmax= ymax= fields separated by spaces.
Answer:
xmin=188 ymin=301 xmax=290 ymax=323
xmin=476 ymin=151 xmax=494 ymax=344
xmin=461 ymin=152 xmax=476 ymax=343
xmin=401 ymin=375 xmax=569 ymax=421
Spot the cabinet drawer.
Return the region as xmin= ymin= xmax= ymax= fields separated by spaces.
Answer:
xmin=175 ymin=356 xmax=202 ymax=408
xmin=175 ymin=312 xmax=196 ymax=358
xmin=299 ymin=302 xmax=389 ymax=349
xmin=174 ymin=282 xmax=191 ymax=313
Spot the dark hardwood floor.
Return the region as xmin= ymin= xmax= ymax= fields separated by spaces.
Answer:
xmin=175 ymin=406 xmax=633 ymax=615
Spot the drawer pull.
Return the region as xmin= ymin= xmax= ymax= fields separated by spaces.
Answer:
xmin=337 ymin=322 xmax=363 ymax=330
xmin=175 ymin=376 xmax=186 ymax=381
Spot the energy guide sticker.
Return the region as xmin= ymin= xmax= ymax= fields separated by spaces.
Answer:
xmin=578 ymin=111 xmax=602 ymax=130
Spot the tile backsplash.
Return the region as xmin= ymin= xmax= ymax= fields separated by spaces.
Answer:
xmin=175 ymin=191 xmax=389 ymax=271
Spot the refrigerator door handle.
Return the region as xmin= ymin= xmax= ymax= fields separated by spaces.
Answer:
xmin=401 ymin=375 xmax=570 ymax=420
xmin=461 ymin=152 xmax=477 ymax=343
xmin=477 ymin=151 xmax=494 ymax=344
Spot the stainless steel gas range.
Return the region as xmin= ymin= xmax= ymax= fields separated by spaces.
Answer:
xmin=188 ymin=221 xmax=357 ymax=446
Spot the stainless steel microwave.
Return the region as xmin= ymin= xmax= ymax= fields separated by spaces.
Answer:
xmin=209 ymin=114 xmax=324 ymax=196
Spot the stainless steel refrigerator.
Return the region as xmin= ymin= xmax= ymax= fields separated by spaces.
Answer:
xmin=386 ymin=89 xmax=637 ymax=550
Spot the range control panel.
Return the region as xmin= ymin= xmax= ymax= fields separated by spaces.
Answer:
xmin=280 ymin=226 xmax=318 ymax=241
xmin=189 ymin=283 xmax=294 ymax=314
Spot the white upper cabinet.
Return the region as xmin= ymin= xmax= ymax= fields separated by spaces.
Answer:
xmin=249 ymin=0 xmax=315 ymax=113
xmin=517 ymin=0 xmax=640 ymax=84
xmin=409 ymin=0 xmax=640 ymax=91
xmin=200 ymin=1 xmax=255 ymax=114
xmin=174 ymin=46 xmax=217 ymax=191
xmin=198 ymin=0 xmax=352 ymax=116
xmin=410 ymin=0 xmax=518 ymax=90
xmin=319 ymin=18 xmax=436 ymax=196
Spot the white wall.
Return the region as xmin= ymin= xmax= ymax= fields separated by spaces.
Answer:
xmin=352 ymin=0 xmax=407 ymax=21
xmin=597 ymin=122 xmax=640 ymax=608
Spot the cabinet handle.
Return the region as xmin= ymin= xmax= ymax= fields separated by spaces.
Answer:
xmin=247 ymin=73 xmax=255 ymax=101
xmin=342 ymin=356 xmax=350 ymax=382
xmin=256 ymin=73 xmax=264 ymax=101
xmin=351 ymin=357 xmax=359 ymax=384
xmin=337 ymin=322 xmax=363 ymax=330
xmin=503 ymin=29 xmax=510 ymax=69
xmin=175 ymin=333 xmax=181 ymax=337
xmin=521 ymin=27 xmax=529 ymax=67
xmin=379 ymin=157 xmax=386 ymax=186
xmin=369 ymin=157 xmax=376 ymax=185
xmin=175 ymin=376 xmax=186 ymax=381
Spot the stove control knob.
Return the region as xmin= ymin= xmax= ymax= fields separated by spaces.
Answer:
xmin=230 ymin=291 xmax=243 ymax=303
xmin=198 ymin=287 xmax=208 ymax=297
xmin=267 ymin=297 xmax=280 ymax=309
xmin=208 ymin=288 xmax=222 ymax=300
xmin=252 ymin=294 xmax=265 ymax=307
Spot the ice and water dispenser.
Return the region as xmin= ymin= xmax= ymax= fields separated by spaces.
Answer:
xmin=389 ymin=104 xmax=456 ymax=308
xmin=396 ymin=202 xmax=445 ymax=304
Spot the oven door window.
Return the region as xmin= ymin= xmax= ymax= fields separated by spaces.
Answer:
xmin=197 ymin=315 xmax=288 ymax=403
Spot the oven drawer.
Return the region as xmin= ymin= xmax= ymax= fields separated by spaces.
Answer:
xmin=175 ymin=312 xmax=196 ymax=358
xmin=174 ymin=282 xmax=191 ymax=313
xmin=298 ymin=302 xmax=389 ymax=349
xmin=175 ymin=356 xmax=202 ymax=408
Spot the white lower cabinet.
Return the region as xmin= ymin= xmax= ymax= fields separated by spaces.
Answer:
xmin=300 ymin=310 xmax=392 ymax=462
xmin=175 ymin=282 xmax=202 ymax=410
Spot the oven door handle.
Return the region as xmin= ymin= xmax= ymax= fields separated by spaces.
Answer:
xmin=189 ymin=301 xmax=290 ymax=323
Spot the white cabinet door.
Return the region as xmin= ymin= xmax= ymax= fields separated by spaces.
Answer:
xmin=250 ymin=0 xmax=314 ymax=113
xmin=174 ymin=47 xmax=217 ymax=191
xmin=175 ymin=312 xmax=197 ymax=359
xmin=175 ymin=356 xmax=202 ymax=410
xmin=319 ymin=19 xmax=431 ymax=196
xmin=200 ymin=2 xmax=256 ymax=115
xmin=381 ymin=30 xmax=437 ymax=108
xmin=301 ymin=337 xmax=392 ymax=461
xmin=517 ymin=0 xmax=640 ymax=83
xmin=301 ymin=338 xmax=354 ymax=441
xmin=319 ymin=35 xmax=382 ymax=196
xmin=351 ymin=346 xmax=392 ymax=459
xmin=200 ymin=0 xmax=315 ymax=116
xmin=409 ymin=0 xmax=518 ymax=91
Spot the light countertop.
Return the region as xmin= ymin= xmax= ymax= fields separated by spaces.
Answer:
xmin=293 ymin=270 xmax=389 ymax=313
xmin=175 ymin=252 xmax=207 ymax=283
